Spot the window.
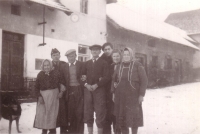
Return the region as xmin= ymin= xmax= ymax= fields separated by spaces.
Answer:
xmin=35 ymin=59 xmax=44 ymax=70
xmin=78 ymin=45 xmax=90 ymax=62
xmin=11 ymin=5 xmax=21 ymax=16
xmin=152 ymin=56 xmax=158 ymax=67
xmin=166 ymin=57 xmax=172 ymax=69
xmin=81 ymin=0 xmax=88 ymax=14
xmin=148 ymin=39 xmax=156 ymax=47
xmin=78 ymin=46 xmax=87 ymax=54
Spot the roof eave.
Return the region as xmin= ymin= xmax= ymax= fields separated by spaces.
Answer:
xmin=188 ymin=32 xmax=200 ymax=35
xmin=106 ymin=0 xmax=117 ymax=4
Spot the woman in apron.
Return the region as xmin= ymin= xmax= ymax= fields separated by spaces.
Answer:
xmin=34 ymin=59 xmax=66 ymax=134
xmin=113 ymin=47 xmax=148 ymax=134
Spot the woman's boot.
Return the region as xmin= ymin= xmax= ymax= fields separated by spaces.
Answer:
xmin=42 ymin=129 xmax=47 ymax=134
xmin=48 ymin=129 xmax=56 ymax=134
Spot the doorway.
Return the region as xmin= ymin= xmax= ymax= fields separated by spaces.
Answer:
xmin=1 ymin=31 xmax=24 ymax=91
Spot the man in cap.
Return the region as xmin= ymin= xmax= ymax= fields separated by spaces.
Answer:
xmin=99 ymin=43 xmax=115 ymax=134
xmin=82 ymin=44 xmax=110 ymax=134
xmin=65 ymin=49 xmax=85 ymax=134
xmin=51 ymin=48 xmax=69 ymax=134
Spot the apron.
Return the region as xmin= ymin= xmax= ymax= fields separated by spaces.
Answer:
xmin=34 ymin=88 xmax=59 ymax=129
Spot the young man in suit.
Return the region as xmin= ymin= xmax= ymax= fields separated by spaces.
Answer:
xmin=83 ymin=44 xmax=110 ymax=134
xmin=51 ymin=48 xmax=69 ymax=134
xmin=65 ymin=49 xmax=84 ymax=134
xmin=99 ymin=43 xmax=115 ymax=134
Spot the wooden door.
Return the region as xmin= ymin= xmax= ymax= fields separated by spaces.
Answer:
xmin=1 ymin=31 xmax=24 ymax=91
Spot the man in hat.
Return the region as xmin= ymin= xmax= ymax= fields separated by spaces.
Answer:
xmin=51 ymin=48 xmax=69 ymax=134
xmin=65 ymin=49 xmax=85 ymax=134
xmin=82 ymin=44 xmax=110 ymax=134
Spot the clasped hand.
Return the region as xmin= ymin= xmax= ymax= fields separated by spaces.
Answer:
xmin=81 ymin=75 xmax=87 ymax=81
xmin=85 ymin=84 xmax=98 ymax=91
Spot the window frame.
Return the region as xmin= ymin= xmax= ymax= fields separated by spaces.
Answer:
xmin=81 ymin=0 xmax=88 ymax=14
xmin=35 ymin=58 xmax=44 ymax=70
xmin=78 ymin=44 xmax=90 ymax=62
xmin=11 ymin=4 xmax=21 ymax=16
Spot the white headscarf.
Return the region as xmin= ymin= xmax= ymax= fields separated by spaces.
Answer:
xmin=40 ymin=59 xmax=53 ymax=72
xmin=122 ymin=47 xmax=134 ymax=63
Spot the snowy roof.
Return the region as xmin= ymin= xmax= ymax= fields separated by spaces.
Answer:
xmin=106 ymin=4 xmax=199 ymax=50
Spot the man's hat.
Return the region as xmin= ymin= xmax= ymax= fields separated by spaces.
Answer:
xmin=89 ymin=44 xmax=102 ymax=50
xmin=65 ymin=49 xmax=76 ymax=56
xmin=51 ymin=48 xmax=60 ymax=55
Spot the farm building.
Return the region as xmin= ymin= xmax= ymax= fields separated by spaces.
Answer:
xmin=165 ymin=9 xmax=200 ymax=80
xmin=106 ymin=4 xmax=199 ymax=87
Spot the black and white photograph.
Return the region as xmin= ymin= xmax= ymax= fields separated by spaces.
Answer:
xmin=0 ymin=0 xmax=200 ymax=134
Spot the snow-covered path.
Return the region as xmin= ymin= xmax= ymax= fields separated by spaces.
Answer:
xmin=1 ymin=82 xmax=200 ymax=134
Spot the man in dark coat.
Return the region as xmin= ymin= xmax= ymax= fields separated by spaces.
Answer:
xmin=51 ymin=48 xmax=69 ymax=134
xmin=65 ymin=49 xmax=84 ymax=134
xmin=99 ymin=43 xmax=115 ymax=134
xmin=82 ymin=44 xmax=110 ymax=134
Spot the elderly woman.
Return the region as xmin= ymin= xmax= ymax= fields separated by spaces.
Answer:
xmin=113 ymin=47 xmax=148 ymax=134
xmin=34 ymin=59 xmax=66 ymax=134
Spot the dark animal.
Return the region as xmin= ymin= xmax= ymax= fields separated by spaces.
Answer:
xmin=1 ymin=95 xmax=22 ymax=134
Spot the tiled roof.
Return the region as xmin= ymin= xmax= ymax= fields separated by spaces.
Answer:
xmin=165 ymin=9 xmax=200 ymax=34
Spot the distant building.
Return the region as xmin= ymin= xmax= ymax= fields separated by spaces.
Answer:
xmin=106 ymin=4 xmax=199 ymax=87
xmin=0 ymin=0 xmax=116 ymax=94
xmin=165 ymin=9 xmax=200 ymax=79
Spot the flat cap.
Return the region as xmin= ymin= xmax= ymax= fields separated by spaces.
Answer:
xmin=51 ymin=48 xmax=60 ymax=55
xmin=65 ymin=49 xmax=76 ymax=56
xmin=89 ymin=44 xmax=102 ymax=50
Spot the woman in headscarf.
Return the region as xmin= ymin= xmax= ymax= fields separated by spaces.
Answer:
xmin=113 ymin=47 xmax=148 ymax=134
xmin=110 ymin=49 xmax=122 ymax=134
xmin=34 ymin=59 xmax=66 ymax=134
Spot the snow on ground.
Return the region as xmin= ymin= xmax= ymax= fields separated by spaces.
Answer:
xmin=0 ymin=82 xmax=200 ymax=134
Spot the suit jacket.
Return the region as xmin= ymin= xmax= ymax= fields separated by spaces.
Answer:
xmin=82 ymin=58 xmax=110 ymax=88
xmin=99 ymin=54 xmax=114 ymax=93
xmin=53 ymin=60 xmax=69 ymax=88
xmin=52 ymin=60 xmax=69 ymax=126
xmin=67 ymin=60 xmax=85 ymax=86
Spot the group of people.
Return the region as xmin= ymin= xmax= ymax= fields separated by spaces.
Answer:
xmin=33 ymin=42 xmax=148 ymax=134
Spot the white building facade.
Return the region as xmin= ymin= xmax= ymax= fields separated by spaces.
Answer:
xmin=0 ymin=0 xmax=115 ymax=92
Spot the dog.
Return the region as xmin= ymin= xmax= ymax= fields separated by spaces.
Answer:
xmin=1 ymin=95 xmax=22 ymax=134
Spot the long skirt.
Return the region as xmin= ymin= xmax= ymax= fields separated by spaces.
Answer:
xmin=34 ymin=88 xmax=59 ymax=129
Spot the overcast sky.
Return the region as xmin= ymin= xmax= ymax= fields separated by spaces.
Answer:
xmin=117 ymin=0 xmax=200 ymax=21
